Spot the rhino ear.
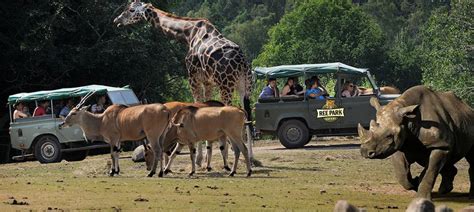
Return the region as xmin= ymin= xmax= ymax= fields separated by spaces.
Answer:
xmin=358 ymin=123 xmax=368 ymax=140
xmin=398 ymin=105 xmax=419 ymax=119
xmin=370 ymin=97 xmax=381 ymax=111
xmin=370 ymin=119 xmax=378 ymax=129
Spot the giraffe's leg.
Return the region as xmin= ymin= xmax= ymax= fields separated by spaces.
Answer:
xmin=187 ymin=65 xmax=207 ymax=168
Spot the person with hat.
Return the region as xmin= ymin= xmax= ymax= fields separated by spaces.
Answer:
xmin=259 ymin=78 xmax=279 ymax=99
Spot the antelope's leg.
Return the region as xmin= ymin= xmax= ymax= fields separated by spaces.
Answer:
xmin=219 ymin=136 xmax=231 ymax=171
xmin=206 ymin=142 xmax=213 ymax=171
xmin=109 ymin=145 xmax=116 ymax=176
xmin=196 ymin=142 xmax=204 ymax=168
xmin=114 ymin=143 xmax=121 ymax=175
xmin=164 ymin=143 xmax=183 ymax=174
xmin=229 ymin=141 xmax=240 ymax=177
xmin=233 ymin=136 xmax=252 ymax=177
xmin=189 ymin=144 xmax=196 ymax=176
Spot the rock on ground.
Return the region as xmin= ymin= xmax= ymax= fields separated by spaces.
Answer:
xmin=132 ymin=145 xmax=145 ymax=162
xmin=334 ymin=200 xmax=359 ymax=212
xmin=461 ymin=206 xmax=474 ymax=212
xmin=435 ymin=205 xmax=453 ymax=212
xmin=406 ymin=198 xmax=435 ymax=212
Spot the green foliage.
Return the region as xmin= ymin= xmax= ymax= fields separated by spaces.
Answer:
xmin=254 ymin=0 xmax=385 ymax=73
xmin=361 ymin=0 xmax=450 ymax=90
xmin=0 ymin=0 xmax=188 ymax=105
xmin=418 ymin=1 xmax=473 ymax=105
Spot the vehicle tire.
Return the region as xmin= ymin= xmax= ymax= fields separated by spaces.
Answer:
xmin=305 ymin=135 xmax=313 ymax=145
xmin=278 ymin=120 xmax=310 ymax=149
xmin=63 ymin=150 xmax=89 ymax=162
xmin=34 ymin=135 xmax=62 ymax=163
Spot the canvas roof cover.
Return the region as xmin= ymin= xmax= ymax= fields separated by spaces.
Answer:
xmin=8 ymin=84 xmax=131 ymax=104
xmin=254 ymin=62 xmax=367 ymax=79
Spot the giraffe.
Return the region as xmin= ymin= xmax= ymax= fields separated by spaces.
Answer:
xmin=114 ymin=0 xmax=254 ymax=168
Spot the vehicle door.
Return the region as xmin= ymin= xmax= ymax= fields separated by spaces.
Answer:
xmin=338 ymin=74 xmax=376 ymax=129
xmin=53 ymin=99 xmax=85 ymax=142
xmin=306 ymin=74 xmax=342 ymax=130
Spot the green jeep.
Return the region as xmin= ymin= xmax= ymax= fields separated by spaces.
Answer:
xmin=253 ymin=63 xmax=399 ymax=148
xmin=8 ymin=85 xmax=140 ymax=163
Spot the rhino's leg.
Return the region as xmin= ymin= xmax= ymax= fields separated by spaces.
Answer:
xmin=391 ymin=151 xmax=418 ymax=191
xmin=417 ymin=149 xmax=449 ymax=200
xmin=466 ymin=148 xmax=474 ymax=199
xmin=438 ymin=164 xmax=457 ymax=194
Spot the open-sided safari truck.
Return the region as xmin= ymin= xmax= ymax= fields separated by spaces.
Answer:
xmin=8 ymin=85 xmax=140 ymax=163
xmin=253 ymin=63 xmax=400 ymax=148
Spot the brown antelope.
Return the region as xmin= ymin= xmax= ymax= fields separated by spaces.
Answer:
xmin=60 ymin=92 xmax=170 ymax=177
xmin=145 ymin=105 xmax=252 ymax=177
xmin=156 ymin=100 xmax=231 ymax=173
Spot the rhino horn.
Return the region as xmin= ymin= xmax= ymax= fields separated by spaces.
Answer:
xmin=358 ymin=123 xmax=369 ymax=141
xmin=370 ymin=97 xmax=381 ymax=111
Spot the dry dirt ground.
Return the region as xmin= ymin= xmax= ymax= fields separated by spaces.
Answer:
xmin=0 ymin=138 xmax=472 ymax=211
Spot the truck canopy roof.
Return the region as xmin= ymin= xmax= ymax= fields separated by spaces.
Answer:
xmin=254 ymin=62 xmax=368 ymax=79
xmin=8 ymin=84 xmax=131 ymax=104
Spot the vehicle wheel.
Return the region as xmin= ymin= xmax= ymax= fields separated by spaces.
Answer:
xmin=34 ymin=135 xmax=62 ymax=163
xmin=278 ymin=120 xmax=309 ymax=149
xmin=63 ymin=150 xmax=89 ymax=162
xmin=305 ymin=135 xmax=313 ymax=145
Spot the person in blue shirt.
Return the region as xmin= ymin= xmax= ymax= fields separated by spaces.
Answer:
xmin=259 ymin=78 xmax=279 ymax=98
xmin=305 ymin=79 xmax=325 ymax=100
xmin=59 ymin=99 xmax=75 ymax=118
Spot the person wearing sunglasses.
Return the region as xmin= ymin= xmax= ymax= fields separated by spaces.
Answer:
xmin=341 ymin=81 xmax=359 ymax=98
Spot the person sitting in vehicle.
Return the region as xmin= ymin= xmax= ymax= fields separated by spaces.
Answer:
xmin=91 ymin=95 xmax=107 ymax=113
xmin=259 ymin=78 xmax=279 ymax=99
xmin=294 ymin=78 xmax=304 ymax=95
xmin=310 ymin=76 xmax=329 ymax=97
xmin=305 ymin=80 xmax=325 ymax=100
xmin=281 ymin=77 xmax=298 ymax=97
xmin=59 ymin=99 xmax=75 ymax=118
xmin=341 ymin=81 xmax=359 ymax=98
xmin=13 ymin=102 xmax=28 ymax=120
xmin=33 ymin=101 xmax=50 ymax=117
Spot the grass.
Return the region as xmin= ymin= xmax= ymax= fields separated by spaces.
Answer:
xmin=0 ymin=139 xmax=472 ymax=211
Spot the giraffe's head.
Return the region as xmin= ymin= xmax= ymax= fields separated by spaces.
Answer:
xmin=114 ymin=0 xmax=148 ymax=27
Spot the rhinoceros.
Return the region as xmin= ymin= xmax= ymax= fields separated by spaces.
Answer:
xmin=358 ymin=85 xmax=474 ymax=199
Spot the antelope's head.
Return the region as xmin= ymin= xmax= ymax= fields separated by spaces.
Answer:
xmin=60 ymin=91 xmax=96 ymax=128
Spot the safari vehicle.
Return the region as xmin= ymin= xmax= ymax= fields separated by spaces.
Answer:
xmin=7 ymin=85 xmax=140 ymax=163
xmin=253 ymin=63 xmax=400 ymax=148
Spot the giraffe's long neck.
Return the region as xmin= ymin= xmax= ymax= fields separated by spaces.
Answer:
xmin=144 ymin=4 xmax=202 ymax=45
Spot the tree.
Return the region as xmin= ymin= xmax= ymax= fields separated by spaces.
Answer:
xmin=0 ymin=0 xmax=188 ymax=106
xmin=418 ymin=1 xmax=473 ymax=105
xmin=254 ymin=0 xmax=385 ymax=73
